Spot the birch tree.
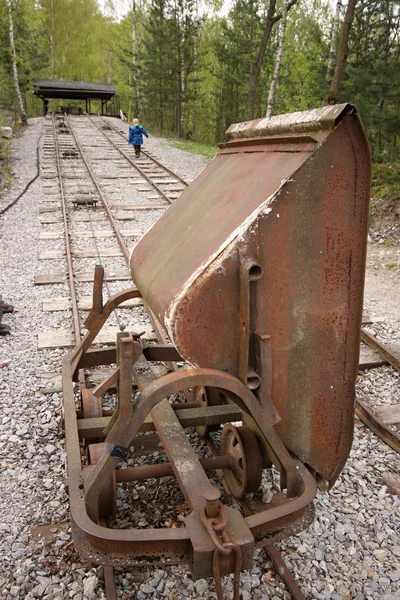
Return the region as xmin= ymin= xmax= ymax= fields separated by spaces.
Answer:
xmin=247 ymin=0 xmax=297 ymax=121
xmin=131 ymin=0 xmax=141 ymax=117
xmin=326 ymin=0 xmax=342 ymax=82
xmin=266 ymin=0 xmax=290 ymax=118
xmin=6 ymin=0 xmax=27 ymax=124
xmin=191 ymin=0 xmax=199 ymax=136
xmin=325 ymin=0 xmax=358 ymax=105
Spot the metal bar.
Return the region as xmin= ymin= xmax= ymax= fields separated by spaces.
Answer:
xmin=151 ymin=399 xmax=219 ymax=509
xmin=51 ymin=114 xmax=86 ymax=390
xmin=361 ymin=328 xmax=400 ymax=372
xmin=264 ymin=542 xmax=306 ymax=600
xmin=77 ymin=404 xmax=243 ymax=439
xmin=115 ymin=455 xmax=233 ymax=482
xmin=355 ymin=398 xmax=400 ymax=454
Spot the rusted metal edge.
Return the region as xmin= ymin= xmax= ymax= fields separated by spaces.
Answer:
xmin=226 ymin=103 xmax=355 ymax=139
xmin=264 ymin=542 xmax=306 ymax=600
xmin=63 ymin=351 xmax=317 ymax=567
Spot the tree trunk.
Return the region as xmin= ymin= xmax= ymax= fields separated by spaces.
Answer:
xmin=131 ymin=0 xmax=141 ymax=117
xmin=266 ymin=0 xmax=289 ymax=118
xmin=180 ymin=31 xmax=185 ymax=138
xmin=326 ymin=0 xmax=342 ymax=82
xmin=191 ymin=1 xmax=199 ymax=137
xmin=7 ymin=0 xmax=28 ymax=125
xmin=325 ymin=0 xmax=357 ymax=105
xmin=247 ymin=0 xmax=277 ymax=121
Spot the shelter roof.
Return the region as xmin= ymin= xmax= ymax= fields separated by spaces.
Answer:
xmin=32 ymin=79 xmax=117 ymax=100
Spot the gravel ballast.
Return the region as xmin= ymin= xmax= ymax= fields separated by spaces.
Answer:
xmin=0 ymin=118 xmax=399 ymax=600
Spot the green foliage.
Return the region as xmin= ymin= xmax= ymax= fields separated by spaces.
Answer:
xmin=0 ymin=0 xmax=400 ymax=164
xmin=371 ymin=163 xmax=400 ymax=199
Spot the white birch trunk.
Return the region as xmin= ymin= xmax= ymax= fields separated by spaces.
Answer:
xmin=266 ymin=0 xmax=289 ymax=118
xmin=6 ymin=0 xmax=27 ymax=125
xmin=191 ymin=0 xmax=199 ymax=136
xmin=180 ymin=30 xmax=185 ymax=137
xmin=326 ymin=0 xmax=342 ymax=82
xmin=131 ymin=0 xmax=141 ymax=115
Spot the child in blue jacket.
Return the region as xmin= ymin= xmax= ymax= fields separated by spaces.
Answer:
xmin=128 ymin=118 xmax=149 ymax=158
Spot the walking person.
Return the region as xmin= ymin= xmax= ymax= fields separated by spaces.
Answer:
xmin=128 ymin=118 xmax=149 ymax=158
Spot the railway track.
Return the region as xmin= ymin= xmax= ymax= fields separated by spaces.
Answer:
xmin=356 ymin=328 xmax=400 ymax=454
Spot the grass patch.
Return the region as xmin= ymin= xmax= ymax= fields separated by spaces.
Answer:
xmin=169 ymin=139 xmax=218 ymax=160
xmin=0 ymin=138 xmax=12 ymax=198
xmin=372 ymin=163 xmax=400 ymax=199
xmin=386 ymin=263 xmax=398 ymax=270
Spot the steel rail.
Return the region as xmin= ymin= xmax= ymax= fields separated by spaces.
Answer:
xmin=67 ymin=115 xmax=190 ymax=395
xmin=65 ymin=115 xmax=131 ymax=264
xmin=97 ymin=115 xmax=189 ymax=187
xmin=66 ymin=114 xmax=180 ymax=347
xmin=356 ymin=328 xmax=400 ymax=454
xmin=51 ymin=114 xmax=86 ymax=390
xmin=85 ymin=114 xmax=175 ymax=204
xmin=52 ymin=116 xmax=121 ymax=597
xmin=361 ymin=328 xmax=400 ymax=372
xmin=355 ymin=398 xmax=400 ymax=454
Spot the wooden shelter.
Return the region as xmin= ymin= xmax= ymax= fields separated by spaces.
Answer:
xmin=32 ymin=79 xmax=118 ymax=115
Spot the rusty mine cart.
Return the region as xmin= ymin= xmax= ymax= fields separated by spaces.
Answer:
xmin=62 ymin=103 xmax=371 ymax=598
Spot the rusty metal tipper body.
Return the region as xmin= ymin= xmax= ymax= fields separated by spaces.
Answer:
xmin=63 ymin=104 xmax=370 ymax=588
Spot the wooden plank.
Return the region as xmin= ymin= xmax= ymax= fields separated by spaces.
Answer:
xmin=359 ymin=345 xmax=387 ymax=370
xmin=38 ymin=372 xmax=62 ymax=393
xmin=38 ymin=325 xmax=156 ymax=349
xmin=39 ymin=248 xmax=124 ymax=260
xmin=39 ymin=250 xmax=65 ymax=260
xmin=40 ymin=207 xmax=61 ymax=214
xmin=112 ymin=204 xmax=167 ymax=211
xmin=34 ymin=273 xmax=66 ymax=285
xmin=35 ymin=270 xmax=131 ymax=285
xmin=373 ymin=404 xmax=400 ymax=425
xmin=38 ymin=368 xmax=134 ymax=394
xmin=71 ymin=214 xmax=107 ymax=222
xmin=72 ymin=248 xmax=123 ymax=259
xmin=39 ymin=229 xmax=142 ymax=240
xmin=40 ymin=216 xmax=63 ymax=224
xmin=152 ymin=179 xmax=183 ymax=185
xmin=43 ymin=297 xmax=70 ymax=311
xmin=43 ymin=295 xmax=143 ymax=312
xmin=361 ymin=328 xmax=400 ymax=373
xmin=75 ymin=270 xmax=131 ymax=282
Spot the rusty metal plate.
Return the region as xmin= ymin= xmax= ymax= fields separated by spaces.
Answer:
xmin=131 ymin=104 xmax=370 ymax=486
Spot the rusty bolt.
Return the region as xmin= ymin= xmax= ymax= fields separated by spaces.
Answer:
xmin=203 ymin=486 xmax=221 ymax=518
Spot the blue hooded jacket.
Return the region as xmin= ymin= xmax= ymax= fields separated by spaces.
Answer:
xmin=128 ymin=125 xmax=149 ymax=145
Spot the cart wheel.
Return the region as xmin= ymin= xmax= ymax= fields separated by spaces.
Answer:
xmin=220 ymin=424 xmax=263 ymax=499
xmin=193 ymin=386 xmax=223 ymax=437
xmin=88 ymin=443 xmax=117 ymax=520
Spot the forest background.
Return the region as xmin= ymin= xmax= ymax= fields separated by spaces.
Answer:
xmin=0 ymin=0 xmax=400 ymax=164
